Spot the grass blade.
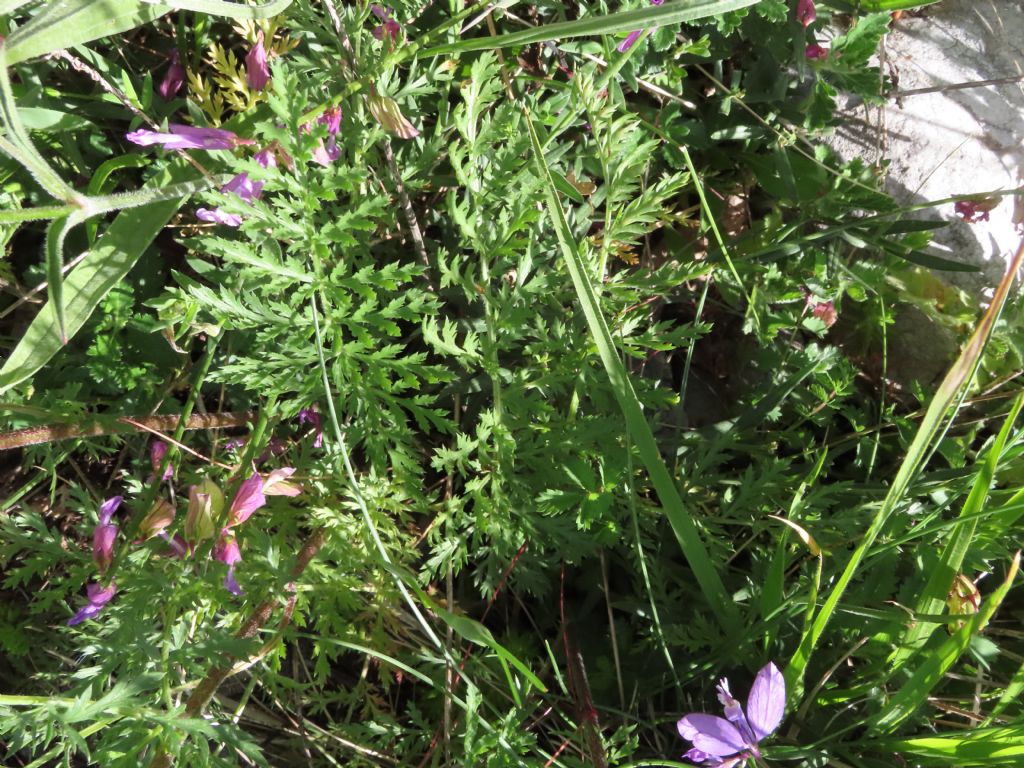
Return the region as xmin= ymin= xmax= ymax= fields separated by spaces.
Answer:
xmin=785 ymin=235 xmax=1024 ymax=694
xmin=0 ymin=163 xmax=197 ymax=395
xmin=524 ymin=108 xmax=739 ymax=634
xmin=872 ymin=725 xmax=1024 ymax=765
xmin=419 ymin=0 xmax=760 ymax=56
xmin=873 ymin=552 xmax=1020 ymax=733
xmin=889 ymin=393 xmax=1024 ymax=668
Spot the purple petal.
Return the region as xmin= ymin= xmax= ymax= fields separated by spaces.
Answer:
xmin=745 ymin=662 xmax=785 ymax=742
xmin=128 ymin=124 xmax=243 ymax=151
xmin=68 ymin=603 xmax=103 ymax=626
xmin=157 ymin=49 xmax=186 ymax=101
xmin=228 ymin=473 xmax=266 ymax=527
xmin=677 ymin=714 xmax=747 ymax=758
xmin=617 ymin=30 xmax=643 ymax=53
xmin=92 ymin=523 xmax=118 ymax=573
xmin=98 ymin=496 xmax=123 ymax=525
xmin=69 ymin=581 xmax=117 ymax=625
xmin=196 ymin=207 xmax=244 ymax=227
xmin=221 ymin=172 xmax=262 ymax=203
xmin=245 ymin=31 xmax=270 ymax=92
xmin=254 ymin=147 xmax=277 ymax=169
xmin=224 ymin=565 xmax=243 ymax=595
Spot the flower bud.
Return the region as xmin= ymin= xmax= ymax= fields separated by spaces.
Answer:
xmin=367 ymin=93 xmax=419 ymax=139
xmin=186 ymin=478 xmax=224 ymax=543
xmin=138 ymin=498 xmax=176 ymax=540
xmin=92 ymin=521 xmax=118 ymax=573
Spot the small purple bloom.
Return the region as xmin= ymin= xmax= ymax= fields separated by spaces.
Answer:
xmin=297 ymin=406 xmax=324 ymax=448
xmin=92 ymin=521 xmax=118 ymax=573
xmin=67 ymin=581 xmax=117 ymax=626
xmin=98 ymin=496 xmax=123 ymax=525
xmin=214 ymin=532 xmax=243 ymax=595
xmin=227 ymin=472 xmax=266 ymax=527
xmin=254 ymin=146 xmax=277 ymax=169
xmin=678 ymin=662 xmax=785 ymax=765
xmin=222 ymin=172 xmax=264 ymax=203
xmin=796 ymin=0 xmax=816 ymax=28
xmin=127 ymin=124 xmax=251 ymax=151
xmin=150 ymin=440 xmax=174 ymax=481
xmin=955 ymin=198 xmax=999 ymax=224
xmin=196 ymin=207 xmax=244 ymax=227
xmin=370 ymin=5 xmax=402 ymax=42
xmin=805 ymin=42 xmax=828 ymax=61
xmin=246 ymin=30 xmax=270 ymax=92
xmin=158 ymin=49 xmax=186 ymax=101
xmin=617 ymin=0 xmax=664 ymax=53
xmin=160 ymin=532 xmax=192 ymax=559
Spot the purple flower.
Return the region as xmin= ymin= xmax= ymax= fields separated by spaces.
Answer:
xmin=196 ymin=207 xmax=244 ymax=227
xmin=222 ymin=172 xmax=264 ymax=203
xmin=160 ymin=532 xmax=192 ymax=559
xmin=246 ymin=30 xmax=270 ymax=92
xmin=370 ymin=5 xmax=402 ymax=43
xmin=254 ymin=146 xmax=277 ymax=169
xmin=227 ymin=473 xmax=266 ymax=527
xmin=617 ymin=0 xmax=664 ymax=53
xmin=126 ymin=124 xmax=251 ymax=151
xmin=150 ymin=440 xmax=174 ymax=481
xmin=157 ymin=49 xmax=186 ymax=101
xmin=214 ymin=532 xmax=243 ymax=595
xmin=796 ymin=0 xmax=816 ymax=28
xmin=92 ymin=496 xmax=122 ymax=574
xmin=677 ymin=662 xmax=785 ymax=766
xmin=67 ymin=581 xmax=117 ymax=626
xmin=805 ymin=42 xmax=828 ymax=61
xmin=297 ymin=406 xmax=324 ymax=447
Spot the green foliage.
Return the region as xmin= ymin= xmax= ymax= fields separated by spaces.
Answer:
xmin=1 ymin=0 xmax=1023 ymax=766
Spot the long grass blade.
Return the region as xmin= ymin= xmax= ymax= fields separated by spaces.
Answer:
xmin=785 ymin=235 xmax=1024 ymax=694
xmin=419 ymin=0 xmax=760 ymax=56
xmin=873 ymin=552 xmax=1020 ymax=733
xmin=524 ymin=108 xmax=739 ymax=634
xmin=889 ymin=393 xmax=1024 ymax=668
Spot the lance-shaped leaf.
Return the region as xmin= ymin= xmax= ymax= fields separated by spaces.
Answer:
xmin=0 ymin=163 xmax=198 ymax=395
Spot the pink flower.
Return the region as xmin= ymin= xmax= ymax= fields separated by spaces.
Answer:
xmin=92 ymin=496 xmax=122 ymax=574
xmin=955 ymin=198 xmax=999 ymax=224
xmin=126 ymin=124 xmax=252 ymax=151
xmin=262 ymin=467 xmax=302 ymax=496
xmin=370 ymin=5 xmax=402 ymax=42
xmin=811 ymin=300 xmax=837 ymax=328
xmin=150 ymin=440 xmax=174 ymax=481
xmin=617 ymin=0 xmax=664 ymax=53
xmin=309 ymin=107 xmax=343 ymax=166
xmin=157 ymin=49 xmax=186 ymax=101
xmin=246 ymin=30 xmax=270 ymax=92
xmin=796 ymin=0 xmax=816 ymax=28
xmin=196 ymin=207 xmax=244 ymax=227
xmin=68 ymin=581 xmax=117 ymax=626
xmin=805 ymin=43 xmax=828 ymax=60
xmin=227 ymin=473 xmax=266 ymax=527
xmin=214 ymin=532 xmax=243 ymax=595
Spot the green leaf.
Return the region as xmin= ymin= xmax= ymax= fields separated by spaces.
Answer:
xmin=418 ymin=0 xmax=761 ymax=56
xmin=831 ymin=12 xmax=892 ymax=68
xmin=525 ymin=108 xmax=739 ymax=635
xmin=0 ymin=164 xmax=196 ymax=395
xmin=874 ymin=726 xmax=1024 ymax=765
xmin=896 ymin=249 xmax=981 ymax=272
